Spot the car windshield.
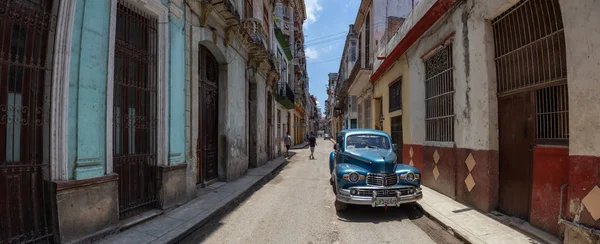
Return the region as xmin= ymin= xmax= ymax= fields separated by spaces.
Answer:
xmin=345 ymin=134 xmax=390 ymax=150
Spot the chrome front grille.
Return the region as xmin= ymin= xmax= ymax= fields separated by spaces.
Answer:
xmin=356 ymin=187 xmax=414 ymax=197
xmin=366 ymin=173 xmax=398 ymax=186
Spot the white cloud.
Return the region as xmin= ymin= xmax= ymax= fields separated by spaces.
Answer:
xmin=322 ymin=45 xmax=334 ymax=52
xmin=305 ymin=47 xmax=319 ymax=59
xmin=304 ymin=0 xmax=323 ymax=26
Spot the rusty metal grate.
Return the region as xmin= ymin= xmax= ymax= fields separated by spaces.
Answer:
xmin=536 ymin=83 xmax=568 ymax=140
xmin=492 ymin=0 xmax=566 ymax=96
xmin=425 ymin=44 xmax=454 ymax=142
xmin=492 ymin=0 xmax=569 ymax=141
xmin=1 ymin=0 xmax=57 ymax=242
xmin=113 ymin=0 xmax=159 ymax=218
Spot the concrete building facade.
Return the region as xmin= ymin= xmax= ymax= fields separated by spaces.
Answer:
xmin=366 ymin=0 xmax=600 ymax=242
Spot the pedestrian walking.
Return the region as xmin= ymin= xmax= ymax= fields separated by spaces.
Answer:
xmin=308 ymin=133 xmax=317 ymax=160
xmin=284 ymin=133 xmax=292 ymax=157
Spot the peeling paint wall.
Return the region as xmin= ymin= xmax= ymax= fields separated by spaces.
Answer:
xmin=406 ymin=1 xmax=498 ymax=151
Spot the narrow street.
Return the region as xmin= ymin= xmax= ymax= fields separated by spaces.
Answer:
xmin=181 ymin=139 xmax=462 ymax=244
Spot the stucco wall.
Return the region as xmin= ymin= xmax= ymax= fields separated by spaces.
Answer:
xmin=68 ymin=0 xmax=110 ymax=180
xmin=372 ymin=56 xmax=411 ymax=145
xmin=560 ymin=0 xmax=600 ymax=156
xmin=255 ymin=73 xmax=268 ymax=166
xmin=168 ymin=5 xmax=186 ymax=165
xmin=406 ymin=1 xmax=497 ymax=151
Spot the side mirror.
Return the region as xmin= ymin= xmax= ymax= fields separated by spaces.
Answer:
xmin=333 ymin=143 xmax=338 ymax=150
xmin=393 ymin=144 xmax=398 ymax=150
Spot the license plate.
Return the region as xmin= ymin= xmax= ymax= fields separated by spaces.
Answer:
xmin=375 ymin=197 xmax=398 ymax=206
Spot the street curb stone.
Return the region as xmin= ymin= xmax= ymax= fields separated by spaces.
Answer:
xmin=415 ymin=203 xmax=472 ymax=244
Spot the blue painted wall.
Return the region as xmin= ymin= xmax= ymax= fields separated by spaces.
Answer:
xmin=168 ymin=5 xmax=186 ymax=165
xmin=68 ymin=0 xmax=111 ymax=180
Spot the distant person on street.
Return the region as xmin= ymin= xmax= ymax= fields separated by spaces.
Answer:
xmin=284 ymin=133 xmax=291 ymax=157
xmin=308 ymin=133 xmax=317 ymax=160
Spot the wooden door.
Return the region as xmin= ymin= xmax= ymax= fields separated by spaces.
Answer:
xmin=197 ymin=46 xmax=219 ymax=184
xmin=498 ymin=92 xmax=534 ymax=220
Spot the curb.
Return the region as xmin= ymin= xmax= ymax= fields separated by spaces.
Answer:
xmin=415 ymin=203 xmax=472 ymax=244
xmin=170 ymin=155 xmax=292 ymax=243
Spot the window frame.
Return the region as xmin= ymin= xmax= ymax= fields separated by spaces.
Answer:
xmin=424 ymin=43 xmax=455 ymax=142
xmin=389 ymin=79 xmax=402 ymax=112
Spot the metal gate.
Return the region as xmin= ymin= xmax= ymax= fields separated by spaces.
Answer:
xmin=113 ymin=1 xmax=159 ymax=218
xmin=390 ymin=116 xmax=402 ymax=159
xmin=197 ymin=46 xmax=219 ymax=184
xmin=1 ymin=0 xmax=58 ymax=243
xmin=492 ymin=0 xmax=568 ymax=219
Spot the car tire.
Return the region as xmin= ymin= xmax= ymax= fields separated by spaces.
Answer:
xmin=335 ymin=200 xmax=348 ymax=212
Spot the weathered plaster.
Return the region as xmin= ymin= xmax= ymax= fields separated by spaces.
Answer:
xmin=405 ymin=1 xmax=498 ymax=151
xmin=168 ymin=3 xmax=186 ymax=165
xmin=68 ymin=0 xmax=111 ymax=180
xmin=559 ymin=0 xmax=600 ymax=156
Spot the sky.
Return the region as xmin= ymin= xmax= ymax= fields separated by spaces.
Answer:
xmin=304 ymin=0 xmax=361 ymax=115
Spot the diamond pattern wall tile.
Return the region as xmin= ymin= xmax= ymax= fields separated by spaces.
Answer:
xmin=582 ymin=186 xmax=600 ymax=221
xmin=465 ymin=153 xmax=476 ymax=172
xmin=409 ymin=147 xmax=414 ymax=158
xmin=433 ymin=165 xmax=440 ymax=180
xmin=465 ymin=173 xmax=476 ymax=192
xmin=433 ymin=150 xmax=440 ymax=164
xmin=409 ymin=159 xmax=414 ymax=166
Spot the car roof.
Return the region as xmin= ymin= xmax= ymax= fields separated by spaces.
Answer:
xmin=338 ymin=129 xmax=390 ymax=138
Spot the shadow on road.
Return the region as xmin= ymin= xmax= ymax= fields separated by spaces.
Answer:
xmin=335 ymin=204 xmax=424 ymax=224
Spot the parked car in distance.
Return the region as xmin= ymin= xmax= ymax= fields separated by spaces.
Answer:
xmin=323 ymin=133 xmax=330 ymax=140
xmin=329 ymin=129 xmax=422 ymax=211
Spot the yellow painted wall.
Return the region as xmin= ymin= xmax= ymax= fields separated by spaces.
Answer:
xmin=372 ymin=56 xmax=411 ymax=144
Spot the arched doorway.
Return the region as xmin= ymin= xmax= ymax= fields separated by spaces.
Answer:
xmin=0 ymin=0 xmax=58 ymax=242
xmin=197 ymin=45 xmax=219 ymax=184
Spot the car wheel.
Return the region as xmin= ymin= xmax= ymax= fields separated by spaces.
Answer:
xmin=335 ymin=200 xmax=348 ymax=212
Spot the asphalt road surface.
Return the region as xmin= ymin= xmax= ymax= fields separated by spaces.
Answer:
xmin=181 ymin=139 xmax=463 ymax=244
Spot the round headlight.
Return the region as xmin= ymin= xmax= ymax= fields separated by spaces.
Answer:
xmin=406 ymin=172 xmax=415 ymax=182
xmin=348 ymin=172 xmax=360 ymax=183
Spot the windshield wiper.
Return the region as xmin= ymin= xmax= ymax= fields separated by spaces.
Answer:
xmin=367 ymin=145 xmax=378 ymax=149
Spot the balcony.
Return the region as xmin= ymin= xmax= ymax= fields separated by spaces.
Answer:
xmin=276 ymin=81 xmax=295 ymax=109
xmin=210 ymin=0 xmax=240 ymax=26
xmin=240 ymin=18 xmax=270 ymax=62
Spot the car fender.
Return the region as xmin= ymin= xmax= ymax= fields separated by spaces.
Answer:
xmin=329 ymin=151 xmax=336 ymax=174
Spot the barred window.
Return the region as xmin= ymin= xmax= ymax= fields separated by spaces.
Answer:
xmin=425 ymin=44 xmax=454 ymax=142
xmin=389 ymin=79 xmax=401 ymax=112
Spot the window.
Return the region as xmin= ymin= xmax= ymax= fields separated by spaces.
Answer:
xmin=364 ymin=98 xmax=371 ymax=129
xmin=245 ymin=0 xmax=253 ymax=18
xmin=350 ymin=39 xmax=357 ymax=62
xmin=263 ymin=5 xmax=270 ymax=45
xmin=346 ymin=134 xmax=390 ymax=150
xmin=389 ymin=79 xmax=401 ymax=112
xmin=425 ymin=44 xmax=454 ymax=142
xmin=365 ymin=13 xmax=370 ymax=68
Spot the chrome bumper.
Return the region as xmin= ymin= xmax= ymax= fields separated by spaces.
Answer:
xmin=336 ymin=186 xmax=423 ymax=207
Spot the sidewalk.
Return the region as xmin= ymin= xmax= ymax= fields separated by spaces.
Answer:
xmin=290 ymin=142 xmax=308 ymax=149
xmin=418 ymin=186 xmax=557 ymax=244
xmin=97 ymin=153 xmax=295 ymax=244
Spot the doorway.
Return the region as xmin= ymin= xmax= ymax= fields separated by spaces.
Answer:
xmin=0 ymin=0 xmax=59 ymax=241
xmin=113 ymin=0 xmax=160 ymax=218
xmin=197 ymin=45 xmax=219 ymax=184
xmin=492 ymin=0 xmax=568 ymax=220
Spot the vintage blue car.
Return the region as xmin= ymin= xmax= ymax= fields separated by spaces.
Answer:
xmin=329 ymin=129 xmax=422 ymax=211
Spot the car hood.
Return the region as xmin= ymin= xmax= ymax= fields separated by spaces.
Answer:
xmin=345 ymin=149 xmax=396 ymax=173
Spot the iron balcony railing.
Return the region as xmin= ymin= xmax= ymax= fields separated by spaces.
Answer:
xmin=277 ymin=81 xmax=295 ymax=109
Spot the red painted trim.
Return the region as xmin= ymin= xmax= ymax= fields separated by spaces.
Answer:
xmin=370 ymin=0 xmax=457 ymax=84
